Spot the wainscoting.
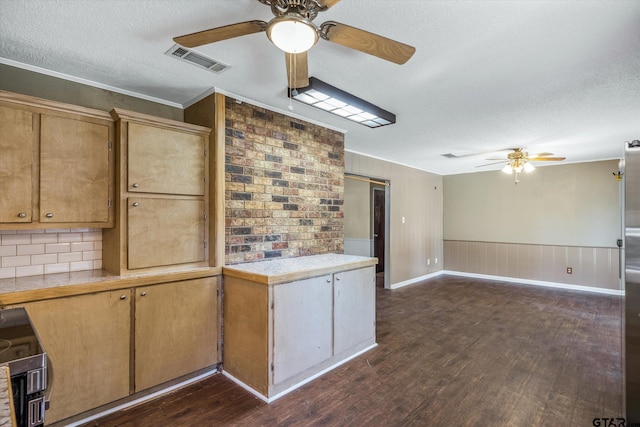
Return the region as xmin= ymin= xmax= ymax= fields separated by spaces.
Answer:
xmin=443 ymin=240 xmax=621 ymax=292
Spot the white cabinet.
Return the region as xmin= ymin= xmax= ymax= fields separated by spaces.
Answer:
xmin=223 ymin=259 xmax=377 ymax=400
xmin=334 ymin=267 xmax=376 ymax=355
xmin=272 ymin=275 xmax=333 ymax=384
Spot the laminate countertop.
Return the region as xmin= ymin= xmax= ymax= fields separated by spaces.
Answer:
xmin=0 ymin=267 xmax=222 ymax=306
xmin=222 ymin=253 xmax=377 ymax=285
xmin=0 ymin=366 xmax=14 ymax=427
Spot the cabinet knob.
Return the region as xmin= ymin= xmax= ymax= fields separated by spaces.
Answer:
xmin=140 ymin=291 xmax=147 ymax=297
xmin=132 ymin=183 xmax=139 ymax=188
xmin=326 ymin=279 xmax=331 ymax=283
xmin=336 ymin=277 xmax=341 ymax=281
xmin=120 ymin=295 xmax=127 ymax=300
xmin=45 ymin=213 xmax=53 ymax=218
xmin=132 ymin=202 xmax=139 ymax=207
xmin=18 ymin=212 xmax=27 ymax=218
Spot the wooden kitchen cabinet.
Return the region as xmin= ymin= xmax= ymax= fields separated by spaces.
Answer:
xmin=16 ymin=290 xmax=131 ymax=424
xmin=134 ymin=277 xmax=218 ymax=392
xmin=223 ymin=256 xmax=377 ymax=400
xmin=39 ymin=114 xmax=111 ymax=224
xmin=103 ymin=109 xmax=211 ymax=275
xmin=0 ymin=104 xmax=34 ymax=224
xmin=127 ymin=198 xmax=206 ymax=270
xmin=127 ymin=122 xmax=206 ymax=196
xmin=0 ymin=91 xmax=115 ymax=229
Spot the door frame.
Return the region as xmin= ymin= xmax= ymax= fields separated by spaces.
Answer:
xmin=371 ymin=183 xmax=390 ymax=289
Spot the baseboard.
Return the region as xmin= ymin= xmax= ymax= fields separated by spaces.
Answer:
xmin=442 ymin=270 xmax=624 ymax=296
xmin=223 ymin=343 xmax=378 ymax=403
xmin=390 ymin=271 xmax=444 ymax=289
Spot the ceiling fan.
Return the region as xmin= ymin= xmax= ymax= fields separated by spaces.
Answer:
xmin=173 ymin=0 xmax=416 ymax=89
xmin=478 ymin=148 xmax=566 ymax=184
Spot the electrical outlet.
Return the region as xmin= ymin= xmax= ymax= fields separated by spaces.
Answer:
xmin=567 ymin=267 xmax=573 ymax=274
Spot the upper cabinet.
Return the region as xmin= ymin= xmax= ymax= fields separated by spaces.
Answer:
xmin=0 ymin=91 xmax=114 ymax=229
xmin=127 ymin=122 xmax=206 ymax=196
xmin=0 ymin=104 xmax=34 ymax=223
xmin=103 ymin=109 xmax=211 ymax=275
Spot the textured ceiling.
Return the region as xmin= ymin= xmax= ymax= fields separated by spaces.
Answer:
xmin=1 ymin=0 xmax=639 ymax=175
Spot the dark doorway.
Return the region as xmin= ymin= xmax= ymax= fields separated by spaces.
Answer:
xmin=373 ymin=187 xmax=385 ymax=274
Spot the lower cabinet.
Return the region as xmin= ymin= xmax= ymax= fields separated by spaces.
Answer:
xmin=19 ymin=291 xmax=131 ymax=424
xmin=224 ymin=265 xmax=376 ymax=399
xmin=12 ymin=275 xmax=219 ymax=424
xmin=134 ymin=277 xmax=218 ymax=391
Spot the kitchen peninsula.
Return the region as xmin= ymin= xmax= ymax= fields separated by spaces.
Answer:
xmin=222 ymin=253 xmax=377 ymax=401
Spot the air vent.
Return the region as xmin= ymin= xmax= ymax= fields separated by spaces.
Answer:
xmin=165 ymin=44 xmax=230 ymax=74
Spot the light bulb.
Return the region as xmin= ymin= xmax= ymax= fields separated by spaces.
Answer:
xmin=267 ymin=17 xmax=318 ymax=53
xmin=502 ymin=164 xmax=513 ymax=174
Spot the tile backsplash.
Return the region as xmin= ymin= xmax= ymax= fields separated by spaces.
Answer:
xmin=0 ymin=229 xmax=102 ymax=279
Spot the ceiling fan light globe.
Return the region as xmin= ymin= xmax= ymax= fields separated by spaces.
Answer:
xmin=502 ymin=164 xmax=513 ymax=174
xmin=267 ymin=17 xmax=318 ymax=53
xmin=523 ymin=162 xmax=535 ymax=173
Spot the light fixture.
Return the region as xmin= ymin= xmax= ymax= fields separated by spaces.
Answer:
xmin=289 ymin=77 xmax=396 ymax=128
xmin=267 ymin=16 xmax=318 ymax=53
xmin=502 ymin=156 xmax=534 ymax=184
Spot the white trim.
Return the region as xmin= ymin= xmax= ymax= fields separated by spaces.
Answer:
xmin=223 ymin=343 xmax=378 ymax=403
xmin=442 ymin=270 xmax=624 ymax=296
xmin=390 ymin=271 xmax=444 ymax=289
xmin=345 ymin=148 xmax=439 ymax=175
xmin=212 ymin=87 xmax=348 ymax=134
xmin=0 ymin=57 xmax=184 ymax=109
xmin=63 ymin=369 xmax=218 ymax=427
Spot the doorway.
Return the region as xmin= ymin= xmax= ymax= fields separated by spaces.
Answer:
xmin=373 ymin=187 xmax=385 ymax=278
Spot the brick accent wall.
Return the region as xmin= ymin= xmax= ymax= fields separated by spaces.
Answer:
xmin=225 ymin=98 xmax=345 ymax=264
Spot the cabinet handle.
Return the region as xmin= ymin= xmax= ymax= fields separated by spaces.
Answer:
xmin=120 ymin=295 xmax=127 ymax=300
xmin=140 ymin=291 xmax=147 ymax=297
xmin=18 ymin=212 xmax=27 ymax=218
xmin=132 ymin=183 xmax=139 ymax=188
xmin=45 ymin=213 xmax=53 ymax=218
xmin=132 ymin=202 xmax=139 ymax=207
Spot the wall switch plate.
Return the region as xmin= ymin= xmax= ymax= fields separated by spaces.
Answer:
xmin=567 ymin=267 xmax=573 ymax=274
xmin=402 ymin=216 xmax=405 ymax=224
xmin=435 ymin=258 xmax=438 ymax=264
xmin=427 ymin=259 xmax=430 ymax=266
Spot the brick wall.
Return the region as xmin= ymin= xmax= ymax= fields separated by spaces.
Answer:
xmin=225 ymin=98 xmax=345 ymax=264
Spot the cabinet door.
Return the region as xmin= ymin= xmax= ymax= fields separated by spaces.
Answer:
xmin=127 ymin=122 xmax=206 ymax=196
xmin=334 ymin=267 xmax=376 ymax=355
xmin=20 ymin=291 xmax=130 ymax=424
xmin=134 ymin=277 xmax=218 ymax=391
xmin=273 ymin=275 xmax=333 ymax=384
xmin=0 ymin=105 xmax=33 ymax=223
xmin=40 ymin=114 xmax=110 ymax=223
xmin=127 ymin=198 xmax=205 ymax=269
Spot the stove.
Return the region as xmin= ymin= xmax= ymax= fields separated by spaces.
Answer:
xmin=0 ymin=307 xmax=48 ymax=427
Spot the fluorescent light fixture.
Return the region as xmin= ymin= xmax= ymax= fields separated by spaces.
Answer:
xmin=267 ymin=16 xmax=318 ymax=54
xmin=289 ymin=77 xmax=396 ymax=128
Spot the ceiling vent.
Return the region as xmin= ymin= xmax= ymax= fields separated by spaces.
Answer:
xmin=165 ymin=44 xmax=230 ymax=73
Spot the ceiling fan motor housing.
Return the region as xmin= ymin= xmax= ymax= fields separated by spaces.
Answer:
xmin=260 ymin=0 xmax=324 ymax=21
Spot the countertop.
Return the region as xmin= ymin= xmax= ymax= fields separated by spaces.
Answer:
xmin=222 ymin=253 xmax=377 ymax=285
xmin=0 ymin=366 xmax=14 ymax=427
xmin=0 ymin=267 xmax=222 ymax=306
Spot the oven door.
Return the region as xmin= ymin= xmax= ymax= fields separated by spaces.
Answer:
xmin=11 ymin=371 xmax=46 ymax=427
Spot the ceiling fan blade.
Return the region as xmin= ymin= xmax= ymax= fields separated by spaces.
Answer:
xmin=529 ymin=157 xmax=566 ymax=161
xmin=317 ymin=0 xmax=341 ymax=9
xmin=285 ymin=52 xmax=309 ymax=89
xmin=174 ymin=20 xmax=268 ymax=48
xmin=476 ymin=161 xmax=507 ymax=168
xmin=529 ymin=152 xmax=554 ymax=157
xmin=320 ymin=21 xmax=416 ymax=65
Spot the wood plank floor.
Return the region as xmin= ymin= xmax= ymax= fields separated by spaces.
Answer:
xmin=85 ymin=275 xmax=623 ymax=426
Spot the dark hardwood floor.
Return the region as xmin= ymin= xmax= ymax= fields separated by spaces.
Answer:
xmin=85 ymin=275 xmax=623 ymax=426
